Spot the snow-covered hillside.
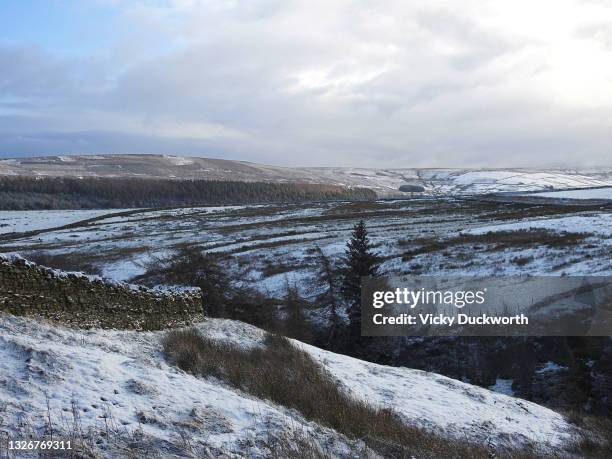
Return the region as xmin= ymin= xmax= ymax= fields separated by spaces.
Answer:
xmin=1 ymin=154 xmax=611 ymax=196
xmin=0 ymin=315 xmax=363 ymax=458
xmin=0 ymin=314 xmax=580 ymax=457
xmin=418 ymin=170 xmax=612 ymax=196
xmin=208 ymin=320 xmax=578 ymax=450
xmin=520 ymin=187 xmax=612 ymax=201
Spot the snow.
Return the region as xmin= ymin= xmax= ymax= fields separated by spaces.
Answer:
xmin=0 ymin=315 xmax=361 ymax=458
xmin=195 ymin=319 xmax=578 ymax=451
xmin=536 ymin=361 xmax=569 ymax=374
xmin=451 ymin=171 xmax=608 ymax=189
xmin=100 ymin=258 xmax=149 ymax=281
xmin=0 ymin=209 xmax=122 ymax=235
xmin=467 ymin=213 xmax=612 ymax=237
xmin=2 ymin=155 xmax=611 ymax=197
xmin=418 ymin=169 xmax=612 ymax=195
xmin=299 ymin=342 xmax=575 ymax=450
xmin=57 ymin=155 xmax=76 ymax=162
xmin=488 ymin=378 xmax=515 ymax=396
xmin=163 ymin=155 xmax=194 ymax=166
xmin=5 ymin=198 xmax=612 ymax=288
xmin=526 ymin=187 xmax=612 ymax=200
xmin=0 ymin=315 xmax=580 ymax=456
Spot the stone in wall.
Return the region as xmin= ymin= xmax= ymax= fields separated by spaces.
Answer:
xmin=0 ymin=256 xmax=203 ymax=330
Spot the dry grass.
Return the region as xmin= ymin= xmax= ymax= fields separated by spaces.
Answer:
xmin=401 ymin=229 xmax=591 ymax=259
xmin=564 ymin=412 xmax=612 ymax=457
xmin=324 ymin=201 xmax=400 ymax=215
xmin=162 ymin=329 xmax=551 ymax=458
xmin=26 ymin=252 xmax=103 ymax=276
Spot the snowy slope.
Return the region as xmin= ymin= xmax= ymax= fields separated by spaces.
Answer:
xmin=0 ymin=315 xmax=362 ymax=458
xmin=200 ymin=319 xmax=578 ymax=451
xmin=0 ymin=209 xmax=127 ymax=235
xmin=521 ymin=187 xmax=612 ymax=200
xmin=0 ymin=315 xmax=580 ymax=457
xmin=1 ymin=154 xmax=611 ymax=196
xmin=418 ymin=169 xmax=612 ymax=196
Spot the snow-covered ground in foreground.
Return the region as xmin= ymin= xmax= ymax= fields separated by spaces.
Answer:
xmin=0 ymin=209 xmax=125 ymax=234
xmin=305 ymin=348 xmax=573 ymax=449
xmin=195 ymin=320 xmax=579 ymax=451
xmin=0 ymin=315 xmax=362 ymax=458
xmin=0 ymin=315 xmax=579 ymax=456
xmin=524 ymin=187 xmax=612 ymax=200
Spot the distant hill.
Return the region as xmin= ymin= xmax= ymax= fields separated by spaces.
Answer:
xmin=1 ymin=154 xmax=611 ymax=197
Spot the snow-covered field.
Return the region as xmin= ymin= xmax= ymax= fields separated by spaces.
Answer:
xmin=0 ymin=209 xmax=130 ymax=235
xmin=0 ymin=315 xmax=580 ymax=457
xmin=467 ymin=213 xmax=612 ymax=238
xmin=1 ymin=197 xmax=611 ymax=294
xmin=523 ymin=187 xmax=612 ymax=200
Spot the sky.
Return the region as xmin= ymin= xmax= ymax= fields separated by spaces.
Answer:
xmin=2 ymin=0 xmax=612 ymax=167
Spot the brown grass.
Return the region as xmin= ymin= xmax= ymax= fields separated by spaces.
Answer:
xmin=26 ymin=252 xmax=103 ymax=276
xmin=401 ymin=229 xmax=591 ymax=259
xmin=564 ymin=412 xmax=612 ymax=457
xmin=162 ymin=329 xmax=552 ymax=458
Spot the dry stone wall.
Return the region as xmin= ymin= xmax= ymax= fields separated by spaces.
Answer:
xmin=0 ymin=256 xmax=203 ymax=329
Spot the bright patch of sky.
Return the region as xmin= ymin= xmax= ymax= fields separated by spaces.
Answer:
xmin=0 ymin=1 xmax=118 ymax=55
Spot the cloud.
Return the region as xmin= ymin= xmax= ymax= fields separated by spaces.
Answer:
xmin=2 ymin=0 xmax=612 ymax=166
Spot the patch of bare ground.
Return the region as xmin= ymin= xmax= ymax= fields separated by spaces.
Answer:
xmin=323 ymin=200 xmax=401 ymax=215
xmin=466 ymin=200 xmax=612 ymax=221
xmin=401 ymin=229 xmax=592 ymax=259
xmin=26 ymin=252 xmax=103 ymax=276
xmin=197 ymin=229 xmax=310 ymax=251
xmin=162 ymin=329 xmax=563 ymax=458
xmin=25 ymin=245 xmax=152 ymax=274
xmin=214 ymin=204 xmax=456 ymax=234
xmin=226 ymin=236 xmax=335 ymax=255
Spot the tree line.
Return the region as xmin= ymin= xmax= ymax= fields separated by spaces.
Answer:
xmin=0 ymin=176 xmax=377 ymax=210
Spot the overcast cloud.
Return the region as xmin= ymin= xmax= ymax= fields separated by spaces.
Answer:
xmin=1 ymin=0 xmax=612 ymax=167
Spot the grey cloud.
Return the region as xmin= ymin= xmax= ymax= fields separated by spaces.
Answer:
xmin=575 ymin=23 xmax=612 ymax=49
xmin=1 ymin=1 xmax=612 ymax=167
xmin=0 ymin=46 xmax=73 ymax=98
xmin=414 ymin=10 xmax=517 ymax=70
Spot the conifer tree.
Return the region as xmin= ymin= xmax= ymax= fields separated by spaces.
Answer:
xmin=341 ymin=220 xmax=379 ymax=342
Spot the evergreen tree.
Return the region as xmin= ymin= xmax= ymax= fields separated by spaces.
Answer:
xmin=341 ymin=220 xmax=379 ymax=343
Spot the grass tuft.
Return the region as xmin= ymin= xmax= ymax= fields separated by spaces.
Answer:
xmin=162 ymin=328 xmax=554 ymax=458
